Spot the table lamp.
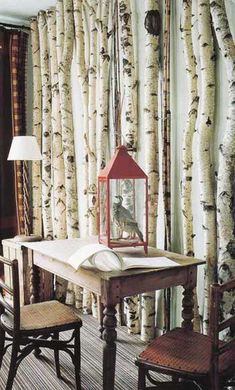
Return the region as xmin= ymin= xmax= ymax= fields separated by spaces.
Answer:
xmin=8 ymin=136 xmax=42 ymax=240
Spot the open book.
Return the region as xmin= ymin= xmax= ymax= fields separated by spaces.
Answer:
xmin=67 ymin=243 xmax=180 ymax=272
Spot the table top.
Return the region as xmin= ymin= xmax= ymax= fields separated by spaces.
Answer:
xmin=4 ymin=236 xmax=205 ymax=280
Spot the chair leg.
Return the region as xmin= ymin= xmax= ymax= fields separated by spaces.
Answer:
xmin=74 ymin=328 xmax=81 ymax=390
xmin=53 ymin=332 xmax=61 ymax=379
xmin=6 ymin=340 xmax=19 ymax=390
xmin=0 ymin=327 xmax=5 ymax=368
xmin=138 ymin=367 xmax=146 ymax=390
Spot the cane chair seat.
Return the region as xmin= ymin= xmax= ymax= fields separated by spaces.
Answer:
xmin=0 ymin=256 xmax=82 ymax=390
xmin=136 ymin=279 xmax=235 ymax=390
xmin=138 ymin=327 xmax=235 ymax=376
xmin=1 ymin=300 xmax=81 ymax=332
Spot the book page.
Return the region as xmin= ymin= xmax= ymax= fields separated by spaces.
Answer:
xmin=122 ymin=256 xmax=180 ymax=270
xmin=67 ymin=243 xmax=122 ymax=271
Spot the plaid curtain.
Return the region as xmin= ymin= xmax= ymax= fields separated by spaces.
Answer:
xmin=0 ymin=27 xmax=28 ymax=250
xmin=9 ymin=31 xmax=28 ymax=234
xmin=0 ymin=27 xmax=17 ymax=248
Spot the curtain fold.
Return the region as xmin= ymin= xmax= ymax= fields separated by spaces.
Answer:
xmin=0 ymin=27 xmax=29 ymax=245
xmin=9 ymin=31 xmax=28 ymax=235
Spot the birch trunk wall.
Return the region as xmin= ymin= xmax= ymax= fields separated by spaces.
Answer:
xmin=31 ymin=18 xmax=42 ymax=236
xmin=38 ymin=11 xmax=53 ymax=240
xmin=210 ymin=0 xmax=235 ymax=333
xmin=28 ymin=0 xmax=235 ymax=338
xmin=198 ymin=0 xmax=217 ymax=333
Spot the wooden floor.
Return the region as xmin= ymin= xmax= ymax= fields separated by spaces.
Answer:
xmin=0 ymin=313 xmax=167 ymax=390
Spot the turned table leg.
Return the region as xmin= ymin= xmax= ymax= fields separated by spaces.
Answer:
xmin=98 ymin=297 xmax=104 ymax=338
xmin=102 ymin=305 xmax=117 ymax=390
xmin=182 ymin=267 xmax=197 ymax=330
xmin=28 ymin=250 xmax=40 ymax=304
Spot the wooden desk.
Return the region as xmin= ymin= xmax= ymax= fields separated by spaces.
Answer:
xmin=3 ymin=238 xmax=205 ymax=390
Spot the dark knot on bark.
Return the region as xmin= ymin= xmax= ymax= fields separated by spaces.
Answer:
xmin=144 ymin=10 xmax=161 ymax=37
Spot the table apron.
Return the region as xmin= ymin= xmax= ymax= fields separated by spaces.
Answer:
xmin=101 ymin=266 xmax=197 ymax=305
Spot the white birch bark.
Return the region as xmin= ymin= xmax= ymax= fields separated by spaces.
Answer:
xmin=96 ymin=0 xmax=111 ymax=171
xmin=162 ymin=0 xmax=171 ymax=250
xmin=47 ymin=8 xmax=67 ymax=240
xmin=73 ymin=0 xmax=89 ymax=235
xmin=31 ymin=18 xmax=42 ymax=236
xmin=140 ymin=0 xmax=161 ymax=342
xmin=118 ymin=0 xmax=138 ymax=150
xmin=38 ymin=11 xmax=53 ymax=240
xmin=181 ymin=0 xmax=198 ymax=258
xmin=88 ymin=0 xmax=98 ymax=236
xmin=56 ymin=0 xmax=80 ymax=303
xmin=124 ymin=296 xmax=140 ymax=334
xmin=210 ymin=0 xmax=235 ymax=330
xmin=56 ymin=0 xmax=79 ymax=237
xmin=181 ymin=0 xmax=201 ymax=333
xmin=198 ymin=0 xmax=217 ymax=333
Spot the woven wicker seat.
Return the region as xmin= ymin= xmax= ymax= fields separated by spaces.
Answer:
xmin=135 ymin=279 xmax=235 ymax=390
xmin=0 ymin=256 xmax=82 ymax=390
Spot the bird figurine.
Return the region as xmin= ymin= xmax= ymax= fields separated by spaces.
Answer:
xmin=112 ymin=195 xmax=144 ymax=241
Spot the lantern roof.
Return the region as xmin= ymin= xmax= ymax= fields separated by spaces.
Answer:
xmin=99 ymin=145 xmax=147 ymax=179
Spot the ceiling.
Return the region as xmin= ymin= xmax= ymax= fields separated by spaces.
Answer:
xmin=0 ymin=0 xmax=56 ymax=25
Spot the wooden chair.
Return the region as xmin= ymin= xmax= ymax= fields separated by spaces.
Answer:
xmin=0 ymin=256 xmax=82 ymax=390
xmin=135 ymin=279 xmax=235 ymax=390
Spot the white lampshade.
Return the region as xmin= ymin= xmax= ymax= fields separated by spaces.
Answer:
xmin=8 ymin=136 xmax=42 ymax=161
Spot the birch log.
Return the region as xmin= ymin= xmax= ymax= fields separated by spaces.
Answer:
xmin=181 ymin=0 xmax=198 ymax=258
xmin=88 ymin=0 xmax=98 ymax=236
xmin=56 ymin=0 xmax=79 ymax=302
xmin=73 ymin=0 xmax=89 ymax=235
xmin=118 ymin=0 xmax=138 ymax=151
xmin=31 ymin=18 xmax=42 ymax=236
xmin=181 ymin=0 xmax=201 ymax=333
xmin=47 ymin=8 xmax=67 ymax=240
xmin=162 ymin=0 xmax=171 ymax=251
xmin=198 ymin=0 xmax=216 ymax=333
xmin=140 ymin=0 xmax=161 ymax=342
xmin=56 ymin=0 xmax=79 ymax=237
xmin=38 ymin=11 xmax=53 ymax=240
xmin=96 ymin=0 xmax=111 ymax=172
xmin=210 ymin=0 xmax=235 ymax=333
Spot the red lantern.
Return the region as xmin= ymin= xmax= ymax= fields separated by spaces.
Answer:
xmin=98 ymin=146 xmax=148 ymax=253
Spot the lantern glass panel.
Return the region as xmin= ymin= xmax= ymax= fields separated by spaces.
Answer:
xmin=99 ymin=180 xmax=107 ymax=241
xmin=110 ymin=178 xmax=146 ymax=244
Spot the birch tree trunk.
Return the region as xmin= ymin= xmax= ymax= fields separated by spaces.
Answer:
xmin=162 ymin=0 xmax=171 ymax=251
xmin=73 ymin=0 xmax=89 ymax=235
xmin=181 ymin=0 xmax=201 ymax=332
xmin=56 ymin=0 xmax=79 ymax=302
xmin=38 ymin=11 xmax=53 ymax=240
xmin=198 ymin=0 xmax=216 ymax=333
xmin=31 ymin=18 xmax=42 ymax=236
xmin=56 ymin=0 xmax=79 ymax=238
xmin=141 ymin=0 xmax=161 ymax=342
xmin=118 ymin=0 xmax=138 ymax=151
xmin=47 ymin=8 xmax=67 ymax=240
xmin=96 ymin=0 xmax=111 ymax=172
xmin=88 ymin=0 xmax=98 ymax=236
xmin=210 ymin=0 xmax=235 ymax=334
